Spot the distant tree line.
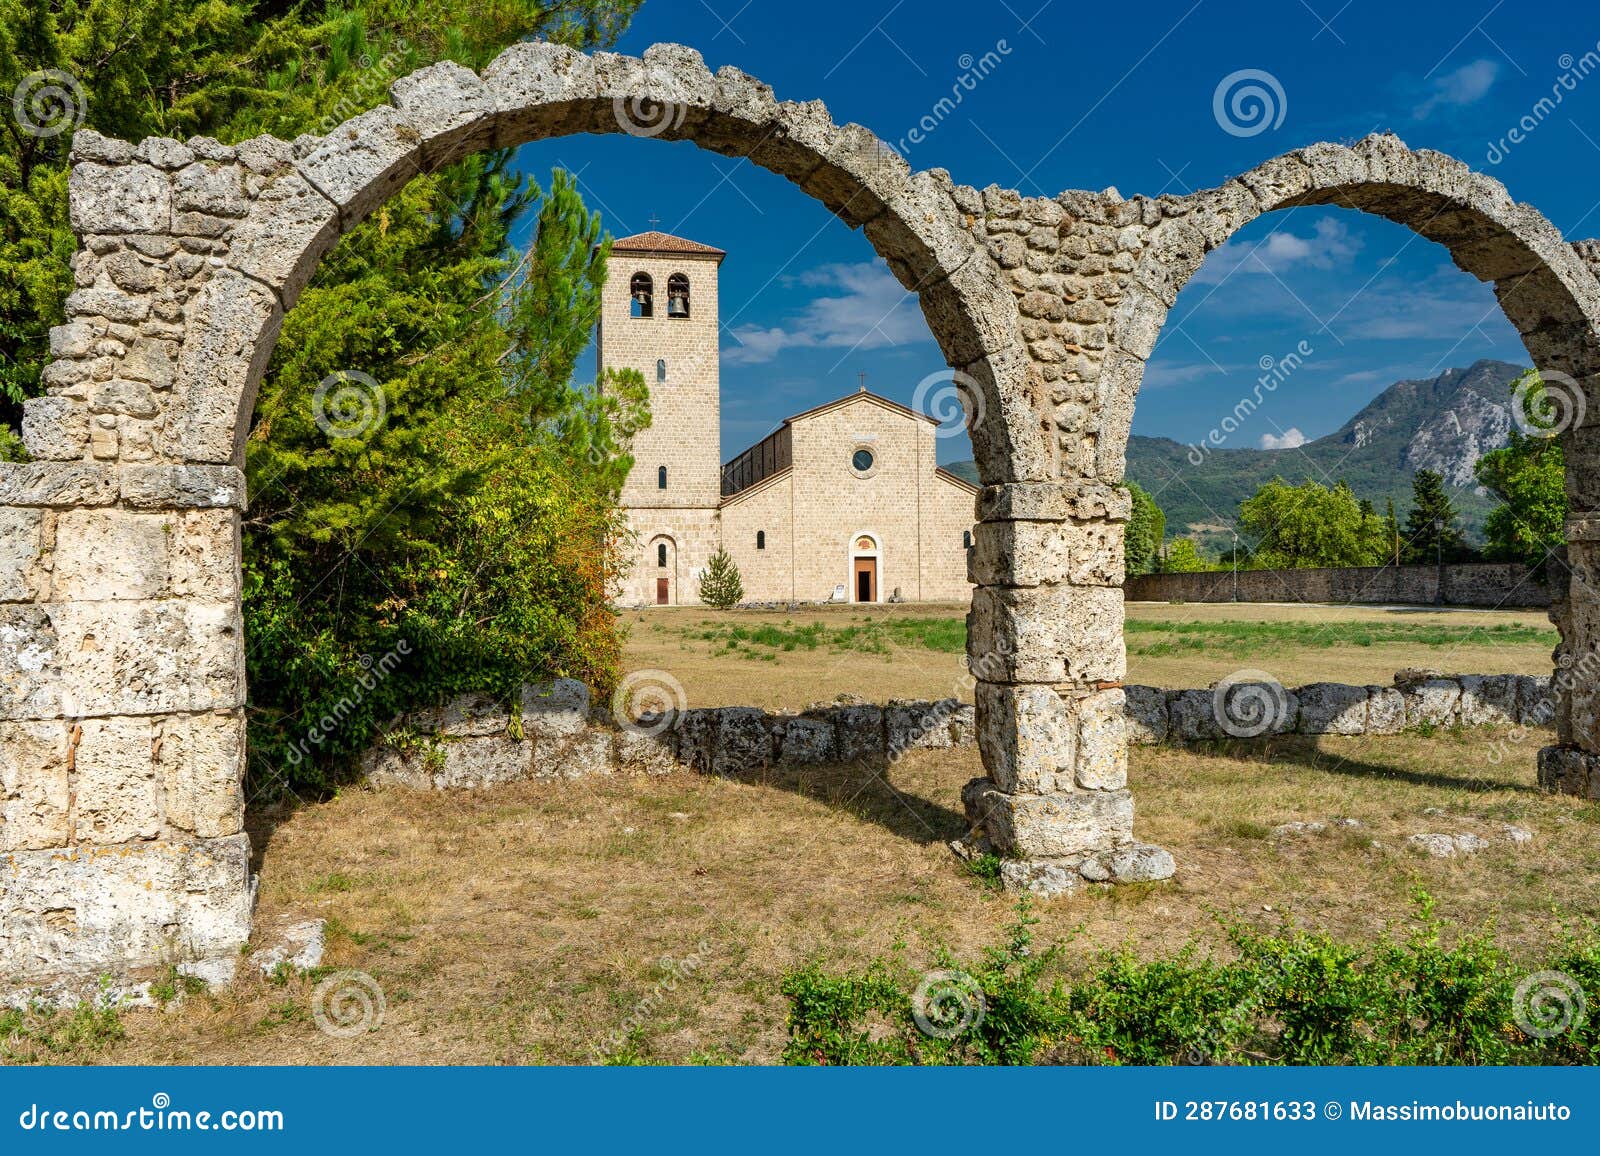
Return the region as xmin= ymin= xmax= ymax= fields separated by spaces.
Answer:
xmin=1127 ymin=370 xmax=1566 ymax=575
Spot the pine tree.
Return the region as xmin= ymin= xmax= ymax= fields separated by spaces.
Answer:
xmin=1401 ymin=469 xmax=1468 ymax=564
xmin=699 ymin=549 xmax=746 ymax=609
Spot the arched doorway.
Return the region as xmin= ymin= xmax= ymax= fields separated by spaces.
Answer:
xmin=647 ymin=535 xmax=678 ymax=606
xmin=849 ymin=533 xmax=881 ymax=603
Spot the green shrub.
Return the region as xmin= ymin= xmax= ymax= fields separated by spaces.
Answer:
xmin=779 ymin=895 xmax=1600 ymax=1066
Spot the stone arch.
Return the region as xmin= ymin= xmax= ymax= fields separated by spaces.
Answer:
xmin=13 ymin=50 xmax=1600 ymax=986
xmin=24 ymin=40 xmax=1039 ymax=481
xmin=1097 ymin=135 xmax=1600 ymax=482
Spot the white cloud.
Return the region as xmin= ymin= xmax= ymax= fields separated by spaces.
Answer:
xmin=722 ymin=261 xmax=932 ymax=365
xmin=1260 ymin=427 xmax=1308 ymax=450
xmin=1191 ymin=217 xmax=1361 ymax=285
xmin=1139 ymin=361 xmax=1219 ymax=390
xmin=1413 ymin=59 xmax=1499 ymax=120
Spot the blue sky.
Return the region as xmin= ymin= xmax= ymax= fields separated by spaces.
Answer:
xmin=509 ymin=0 xmax=1600 ymax=463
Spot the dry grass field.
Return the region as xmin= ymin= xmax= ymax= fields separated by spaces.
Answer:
xmin=10 ymin=600 xmax=1582 ymax=1066
xmin=35 ymin=724 xmax=1596 ymax=1065
xmin=621 ymin=600 xmax=1557 ymax=710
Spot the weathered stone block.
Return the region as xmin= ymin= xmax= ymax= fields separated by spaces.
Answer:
xmin=539 ymin=729 xmax=613 ymax=780
xmin=1458 ymin=674 xmax=1519 ymax=726
xmin=156 ymin=711 xmax=244 ymax=839
xmin=0 ymin=508 xmax=48 ymax=603
xmin=390 ymin=60 xmax=498 ymax=168
xmin=21 ymin=396 xmax=89 ymax=462
xmin=0 ymin=834 xmax=254 ymax=981
xmin=966 ymin=780 xmax=1134 ymax=859
xmin=969 ymin=518 xmax=1124 ymax=587
xmin=119 ymin=465 xmax=247 ymax=511
xmin=73 ymin=716 xmax=160 ymax=844
xmin=674 ymin=709 xmax=718 ymax=772
xmin=1122 ymin=684 xmax=1168 ymax=745
xmin=1295 ymin=682 xmax=1369 ymax=735
xmin=1167 ymin=689 xmax=1217 ymax=741
xmin=50 ymin=600 xmax=244 ymax=719
xmin=777 ymin=715 xmax=835 ymax=764
xmin=0 ymin=606 xmax=62 ymax=720
xmin=225 ymin=172 xmax=340 ymax=309
xmin=484 ymin=40 xmax=600 ymax=147
xmin=1076 ymin=688 xmax=1127 ymax=789
xmin=1402 ymin=678 xmax=1461 ymax=728
xmin=1517 ymin=675 xmax=1556 ymax=726
xmin=832 ymin=704 xmax=884 ymax=763
xmin=162 ymin=273 xmax=282 ymax=464
xmin=296 ymin=104 xmax=424 ymax=226
xmin=615 ymin=726 xmax=678 ymax=775
xmin=0 ymin=464 xmax=117 ymax=508
xmin=0 ymin=720 xmax=70 ymax=851
xmin=712 ymin=706 xmax=771 ymax=775
xmin=977 ymin=682 xmax=1073 ymax=793
xmin=51 ymin=509 xmax=237 ymax=602
xmin=1365 ymin=686 xmax=1406 ymax=734
xmin=69 ymin=163 xmax=172 ymax=234
xmin=968 ymin=584 xmax=1124 ymax=683
xmin=1538 ymin=745 xmax=1597 ymax=795
xmin=410 ymin=691 xmax=509 ymax=737
xmin=521 ymin=679 xmax=589 ymax=739
xmin=885 ymin=699 xmax=958 ymax=753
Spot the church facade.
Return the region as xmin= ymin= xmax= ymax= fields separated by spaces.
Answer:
xmin=600 ymin=231 xmax=977 ymax=607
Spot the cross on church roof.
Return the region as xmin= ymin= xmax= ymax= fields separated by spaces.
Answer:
xmin=647 ymin=212 xmax=661 ymax=228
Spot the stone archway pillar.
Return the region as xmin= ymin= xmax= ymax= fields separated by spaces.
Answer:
xmin=962 ymin=480 xmax=1172 ymax=893
xmin=1 ymin=460 xmax=253 ymax=986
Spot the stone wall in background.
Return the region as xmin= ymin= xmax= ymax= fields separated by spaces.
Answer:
xmin=1124 ymin=562 xmax=1551 ymax=608
xmin=364 ymin=671 xmax=1559 ymax=791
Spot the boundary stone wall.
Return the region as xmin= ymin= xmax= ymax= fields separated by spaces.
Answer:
xmin=1125 ymin=562 xmax=1551 ymax=608
xmin=364 ymin=673 xmax=1558 ymax=788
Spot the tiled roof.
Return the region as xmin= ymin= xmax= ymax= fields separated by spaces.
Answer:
xmin=609 ymin=230 xmax=726 ymax=258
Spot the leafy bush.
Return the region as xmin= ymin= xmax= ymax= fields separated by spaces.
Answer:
xmin=780 ymin=894 xmax=1599 ymax=1065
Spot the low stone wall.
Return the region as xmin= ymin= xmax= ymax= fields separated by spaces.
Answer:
xmin=360 ymin=671 xmax=1557 ymax=790
xmin=1125 ymin=671 xmax=1554 ymax=744
xmin=1125 ymin=562 xmax=1551 ymax=608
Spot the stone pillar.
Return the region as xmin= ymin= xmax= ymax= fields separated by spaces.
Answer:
xmin=1538 ymin=526 xmax=1600 ymax=798
xmin=1 ymin=462 xmax=253 ymax=989
xmin=961 ymin=480 xmax=1173 ymax=895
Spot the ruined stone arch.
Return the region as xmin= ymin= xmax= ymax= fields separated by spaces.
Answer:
xmin=8 ymin=42 xmax=1600 ymax=986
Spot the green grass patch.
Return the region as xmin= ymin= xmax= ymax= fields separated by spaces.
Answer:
xmin=1124 ymin=618 xmax=1556 ymax=658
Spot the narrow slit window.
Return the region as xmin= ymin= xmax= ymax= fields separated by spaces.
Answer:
xmin=963 ymin=530 xmax=972 ymax=549
xmin=656 ymin=359 xmax=667 ymax=382
xmin=657 ymin=466 xmax=667 ymax=489
xmin=657 ymin=543 xmax=667 ymax=568
xmin=757 ymin=530 xmax=766 ymax=550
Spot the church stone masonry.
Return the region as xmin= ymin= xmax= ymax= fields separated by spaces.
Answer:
xmin=599 ymin=228 xmax=976 ymax=607
xmin=4 ymin=40 xmax=1600 ymax=984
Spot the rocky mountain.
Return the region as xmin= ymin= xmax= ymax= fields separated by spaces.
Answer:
xmin=944 ymin=359 xmax=1526 ymax=544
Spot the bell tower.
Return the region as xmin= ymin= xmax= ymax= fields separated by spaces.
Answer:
xmin=598 ymin=231 xmax=725 ymax=509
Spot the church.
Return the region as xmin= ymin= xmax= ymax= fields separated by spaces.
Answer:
xmin=599 ymin=231 xmax=977 ymax=607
